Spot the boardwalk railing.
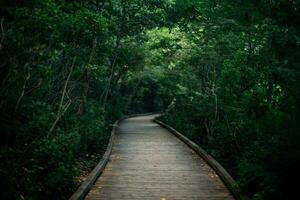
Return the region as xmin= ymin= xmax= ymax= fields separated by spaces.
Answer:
xmin=154 ymin=118 xmax=249 ymax=200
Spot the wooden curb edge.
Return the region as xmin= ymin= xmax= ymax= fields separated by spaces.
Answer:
xmin=69 ymin=120 xmax=118 ymax=200
xmin=69 ymin=113 xmax=159 ymax=200
xmin=153 ymin=118 xmax=249 ymax=200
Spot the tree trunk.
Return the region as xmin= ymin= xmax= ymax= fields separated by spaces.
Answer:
xmin=77 ymin=37 xmax=97 ymax=115
xmin=47 ymin=58 xmax=75 ymax=138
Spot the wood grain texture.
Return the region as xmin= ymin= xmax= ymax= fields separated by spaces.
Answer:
xmin=85 ymin=115 xmax=235 ymax=200
xmin=154 ymin=119 xmax=246 ymax=200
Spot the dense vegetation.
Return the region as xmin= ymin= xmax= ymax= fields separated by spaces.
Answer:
xmin=1 ymin=0 xmax=299 ymax=199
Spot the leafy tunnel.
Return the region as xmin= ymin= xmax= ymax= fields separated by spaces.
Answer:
xmin=0 ymin=0 xmax=300 ymax=200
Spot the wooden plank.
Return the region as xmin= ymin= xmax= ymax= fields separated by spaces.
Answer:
xmin=85 ymin=115 xmax=235 ymax=200
xmin=69 ymin=114 xmax=158 ymax=200
xmin=154 ymin=118 xmax=249 ymax=200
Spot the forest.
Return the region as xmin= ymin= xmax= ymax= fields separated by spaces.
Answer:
xmin=0 ymin=0 xmax=299 ymax=199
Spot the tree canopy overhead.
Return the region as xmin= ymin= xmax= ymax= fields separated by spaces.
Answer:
xmin=0 ymin=0 xmax=300 ymax=199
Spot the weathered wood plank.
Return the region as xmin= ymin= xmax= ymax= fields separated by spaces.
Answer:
xmin=154 ymin=118 xmax=248 ymax=200
xmin=85 ymin=115 xmax=235 ymax=200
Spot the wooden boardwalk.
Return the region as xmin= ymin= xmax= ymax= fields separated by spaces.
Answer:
xmin=85 ymin=115 xmax=234 ymax=200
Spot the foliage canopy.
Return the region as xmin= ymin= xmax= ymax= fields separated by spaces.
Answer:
xmin=1 ymin=0 xmax=300 ymax=199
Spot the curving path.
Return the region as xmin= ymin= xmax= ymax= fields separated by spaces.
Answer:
xmin=85 ymin=115 xmax=234 ymax=200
